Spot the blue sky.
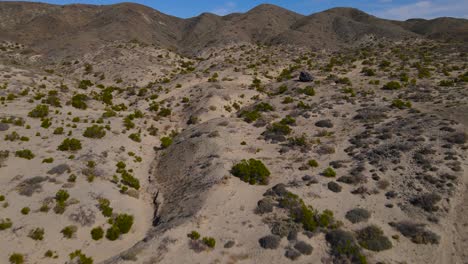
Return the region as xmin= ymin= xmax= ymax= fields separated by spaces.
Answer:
xmin=9 ymin=0 xmax=468 ymax=20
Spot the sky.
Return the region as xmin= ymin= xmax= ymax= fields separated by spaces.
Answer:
xmin=5 ymin=0 xmax=468 ymax=20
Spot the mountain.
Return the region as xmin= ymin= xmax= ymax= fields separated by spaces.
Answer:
xmin=396 ymin=17 xmax=468 ymax=43
xmin=0 ymin=2 xmax=467 ymax=57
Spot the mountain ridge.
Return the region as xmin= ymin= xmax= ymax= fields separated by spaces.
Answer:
xmin=0 ymin=1 xmax=467 ymax=57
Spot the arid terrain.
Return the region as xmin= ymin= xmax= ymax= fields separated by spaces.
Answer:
xmin=0 ymin=2 xmax=467 ymax=264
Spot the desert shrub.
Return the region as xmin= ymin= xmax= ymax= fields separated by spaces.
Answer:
xmin=21 ymin=207 xmax=30 ymax=215
xmin=389 ymin=221 xmax=440 ymax=244
xmin=160 ymin=137 xmax=173 ymax=149
xmin=28 ymin=227 xmax=45 ymax=240
xmin=267 ymin=122 xmax=291 ymax=136
xmin=345 ymin=208 xmax=371 ymax=223
xmin=410 ymin=193 xmax=441 ymax=212
xmin=71 ymin=94 xmax=88 ymax=110
xmin=105 ymin=225 xmax=120 ymax=241
xmin=9 ymin=253 xmax=24 ymax=264
xmin=361 ymin=67 xmax=375 ymax=76
xmin=256 ymin=198 xmax=274 ymax=214
xmin=231 ymin=159 xmax=270 ymax=185
xmin=282 ymin=96 xmax=294 ymax=104
xmin=158 ymin=108 xmax=172 ymax=117
xmin=439 ymin=80 xmax=454 ymax=87
xmin=255 ymin=102 xmax=274 ymax=112
xmin=114 ymin=214 xmax=134 ymax=234
xmin=69 ymin=250 xmax=93 ymax=264
xmin=308 ymin=159 xmax=318 ymax=168
xmin=5 ymin=131 xmax=20 ymax=141
xmin=187 ymin=231 xmax=200 ymax=240
xmin=382 ymin=81 xmax=401 ymax=90
xmin=28 ymin=104 xmax=49 ymax=118
xmin=15 ymin=149 xmax=34 ymax=160
xmin=391 ymin=99 xmax=411 ymax=109
xmin=40 ymin=118 xmax=52 ymax=128
xmin=280 ymin=115 xmax=296 ymax=125
xmin=128 ymin=133 xmax=141 ymax=142
xmin=53 ymin=127 xmax=64 ymax=134
xmin=259 ymin=235 xmax=281 ymax=249
xmin=55 ymin=190 xmax=69 ymax=205
xmin=58 ymin=138 xmax=82 ymax=151
xmin=300 ymin=86 xmax=315 ymax=96
xmin=83 ymin=125 xmax=106 ymax=139
xmin=0 ymin=218 xmax=13 ymax=230
xmin=337 ymin=77 xmax=352 ymax=86
xmin=121 ymin=171 xmax=140 ymax=190
xmin=97 ymin=199 xmax=113 ymax=217
xmin=322 ymin=167 xmax=336 ymax=177
xmin=240 ymin=110 xmax=261 ymax=123
xmin=202 ymin=237 xmax=216 ymax=248
xmin=325 ymin=229 xmax=366 ymax=264
xmin=91 ymin=227 xmax=104 ymax=240
xmin=78 ymin=80 xmax=93 ymax=89
xmin=61 ymin=225 xmax=77 ymax=238
xmin=356 ymin=225 xmax=392 ymax=251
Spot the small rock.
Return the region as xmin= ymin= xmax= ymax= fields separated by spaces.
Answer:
xmin=285 ymin=248 xmax=301 ymax=260
xmin=299 ymin=71 xmax=314 ymax=82
xmin=259 ymin=235 xmax=281 ymax=249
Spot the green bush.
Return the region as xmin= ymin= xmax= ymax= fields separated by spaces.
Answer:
xmin=322 ymin=167 xmax=336 ymax=177
xmin=202 ymin=237 xmax=216 ymax=248
xmin=28 ymin=104 xmax=49 ymax=118
xmin=61 ymin=225 xmax=77 ymax=238
xmin=55 ymin=189 xmax=70 ymax=204
xmin=15 ymin=149 xmax=34 ymax=160
xmin=231 ymin=159 xmax=270 ymax=185
xmin=71 ymin=94 xmax=88 ymax=110
xmin=391 ymin=99 xmax=412 ymax=109
xmin=21 ymin=207 xmax=30 ymax=215
xmin=300 ymin=86 xmax=315 ymax=96
xmin=308 ymin=159 xmax=319 ymax=168
xmin=114 ymin=214 xmax=134 ymax=234
xmin=239 ymin=110 xmax=261 ymax=123
xmin=53 ymin=127 xmax=64 ymax=134
xmin=128 ymin=133 xmax=141 ymax=142
xmin=40 ymin=118 xmax=52 ymax=128
xmin=98 ymin=198 xmax=113 ymax=217
xmin=78 ymin=80 xmax=93 ymax=89
xmin=121 ymin=171 xmax=140 ymax=190
xmin=91 ymin=227 xmax=104 ymax=240
xmin=160 ymin=137 xmax=173 ymax=149
xmin=58 ymin=138 xmax=82 ymax=151
xmin=255 ymin=102 xmax=274 ymax=112
xmin=9 ymin=253 xmax=24 ymax=264
xmin=28 ymin=227 xmax=45 ymax=240
xmin=382 ymin=81 xmax=402 ymax=90
xmin=187 ymin=230 xmax=200 ymax=240
xmin=69 ymin=250 xmax=93 ymax=264
xmin=267 ymin=122 xmax=292 ymax=136
xmin=83 ymin=125 xmax=106 ymax=139
xmin=361 ymin=67 xmax=375 ymax=76
xmin=105 ymin=225 xmax=120 ymax=241
xmin=0 ymin=218 xmax=13 ymax=230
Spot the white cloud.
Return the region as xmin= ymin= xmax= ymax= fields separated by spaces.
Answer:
xmin=211 ymin=1 xmax=237 ymax=16
xmin=376 ymin=0 xmax=468 ymax=20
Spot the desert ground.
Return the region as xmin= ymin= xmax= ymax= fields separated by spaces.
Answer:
xmin=0 ymin=2 xmax=467 ymax=264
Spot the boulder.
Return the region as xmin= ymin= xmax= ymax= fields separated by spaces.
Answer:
xmin=299 ymin=71 xmax=314 ymax=82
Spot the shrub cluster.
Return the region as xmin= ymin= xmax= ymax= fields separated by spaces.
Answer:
xmin=231 ymin=159 xmax=271 ymax=185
